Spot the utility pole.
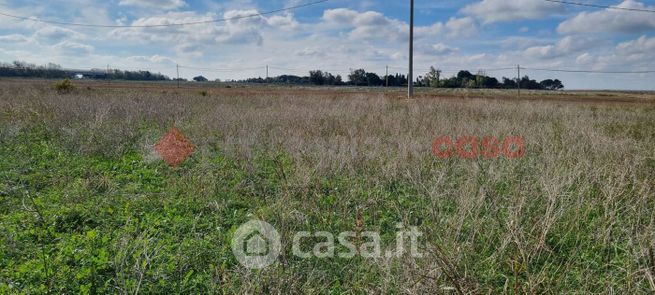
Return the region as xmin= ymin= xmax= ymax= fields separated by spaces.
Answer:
xmin=176 ymin=64 xmax=180 ymax=88
xmin=517 ymin=64 xmax=521 ymax=99
xmin=266 ymin=65 xmax=269 ymax=81
xmin=408 ymin=0 xmax=414 ymax=98
xmin=386 ymin=65 xmax=389 ymax=87
xmin=107 ymin=64 xmax=110 ymax=86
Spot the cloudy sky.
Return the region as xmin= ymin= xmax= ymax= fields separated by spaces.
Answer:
xmin=0 ymin=0 xmax=654 ymax=89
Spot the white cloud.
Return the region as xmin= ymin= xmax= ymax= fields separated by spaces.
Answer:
xmin=53 ymin=41 xmax=94 ymax=54
xmin=614 ymin=35 xmax=655 ymax=61
xmin=415 ymin=22 xmax=444 ymax=37
xmin=501 ymin=36 xmax=553 ymax=50
xmin=575 ymin=52 xmax=594 ymax=64
xmin=119 ymin=0 xmax=186 ymax=10
xmin=110 ymin=10 xmax=271 ymax=49
xmin=0 ymin=34 xmax=31 ymax=43
xmin=295 ymin=47 xmax=325 ymax=57
xmin=445 ymin=17 xmax=477 ymax=37
xmin=525 ymin=35 xmax=655 ymax=73
xmin=267 ymin=14 xmax=300 ymax=31
xmin=322 ymin=8 xmax=359 ymax=25
xmin=322 ymin=9 xmax=407 ymax=41
xmin=463 ymin=0 xmax=564 ymax=23
xmin=34 ymin=26 xmax=85 ymax=42
xmin=127 ymin=55 xmax=176 ymax=64
xmin=522 ymin=36 xmax=601 ymax=59
xmin=558 ymin=0 xmax=655 ymax=34
xmin=431 ymin=43 xmax=458 ymax=55
xmin=322 ymin=9 xmax=474 ymax=41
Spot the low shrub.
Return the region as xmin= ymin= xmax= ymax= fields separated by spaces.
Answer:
xmin=54 ymin=78 xmax=75 ymax=93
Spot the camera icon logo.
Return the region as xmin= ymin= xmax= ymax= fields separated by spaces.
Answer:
xmin=231 ymin=219 xmax=281 ymax=269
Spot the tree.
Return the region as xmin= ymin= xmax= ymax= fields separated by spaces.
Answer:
xmin=365 ymin=72 xmax=383 ymax=86
xmin=334 ymin=75 xmax=344 ymax=86
xmin=382 ymin=73 xmax=407 ymax=87
xmin=519 ymin=75 xmax=541 ymax=89
xmin=502 ymin=77 xmax=517 ymax=89
xmin=441 ymin=77 xmax=460 ymax=88
xmin=457 ymin=70 xmax=474 ymax=81
xmin=193 ymin=76 xmax=208 ymax=82
xmin=482 ymin=77 xmax=500 ymax=88
xmin=348 ymin=69 xmax=367 ymax=86
xmin=309 ymin=70 xmax=326 ymax=85
xmin=424 ymin=67 xmax=442 ymax=88
xmin=540 ymin=79 xmax=564 ymax=90
xmin=553 ymin=79 xmax=564 ymax=90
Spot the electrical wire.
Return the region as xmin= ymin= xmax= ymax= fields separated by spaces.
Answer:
xmin=0 ymin=0 xmax=331 ymax=28
xmin=6 ymin=62 xmax=654 ymax=77
xmin=485 ymin=67 xmax=516 ymax=72
xmin=544 ymin=0 xmax=655 ymax=13
xmin=522 ymin=67 xmax=655 ymax=74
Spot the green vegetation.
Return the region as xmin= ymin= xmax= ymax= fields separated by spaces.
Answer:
xmin=1 ymin=80 xmax=654 ymax=293
xmin=53 ymin=79 xmax=75 ymax=93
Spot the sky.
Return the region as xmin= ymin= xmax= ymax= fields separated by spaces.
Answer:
xmin=0 ymin=0 xmax=654 ymax=90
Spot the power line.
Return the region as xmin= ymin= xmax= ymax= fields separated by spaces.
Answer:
xmin=522 ymin=67 xmax=655 ymax=74
xmin=0 ymin=0 xmax=331 ymax=28
xmin=485 ymin=67 xmax=516 ymax=72
xmin=178 ymin=65 xmax=263 ymax=72
xmin=544 ymin=0 xmax=655 ymax=13
xmin=6 ymin=62 xmax=653 ymax=77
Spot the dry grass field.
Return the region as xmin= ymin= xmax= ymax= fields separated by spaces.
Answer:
xmin=1 ymin=78 xmax=655 ymax=293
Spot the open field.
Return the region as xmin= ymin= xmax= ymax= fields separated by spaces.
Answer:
xmin=1 ymin=79 xmax=655 ymax=293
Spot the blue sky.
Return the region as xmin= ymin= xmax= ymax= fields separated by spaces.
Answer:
xmin=0 ymin=0 xmax=654 ymax=89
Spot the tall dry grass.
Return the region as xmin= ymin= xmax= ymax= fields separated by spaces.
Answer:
xmin=1 ymin=79 xmax=654 ymax=293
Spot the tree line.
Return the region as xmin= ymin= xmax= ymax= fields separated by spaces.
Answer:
xmin=1 ymin=60 xmax=564 ymax=90
xmin=237 ymin=67 xmax=564 ymax=90
xmin=418 ymin=67 xmax=564 ymax=90
xmin=236 ymin=69 xmax=411 ymax=87
xmin=0 ymin=61 xmax=169 ymax=81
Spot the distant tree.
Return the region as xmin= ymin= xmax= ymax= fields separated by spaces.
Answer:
xmin=307 ymin=70 xmax=343 ymax=85
xmin=424 ymin=67 xmax=442 ymax=87
xmin=482 ymin=77 xmax=500 ymax=88
xmin=193 ymin=76 xmax=208 ymax=82
xmin=540 ymin=79 xmax=564 ymax=90
xmin=366 ymin=72 xmax=383 ymax=86
xmin=348 ymin=69 xmax=367 ymax=86
xmin=457 ymin=70 xmax=474 ymax=81
xmin=553 ymin=79 xmax=564 ymax=90
xmin=519 ymin=75 xmax=541 ymax=89
xmin=334 ymin=75 xmax=344 ymax=85
xmin=441 ymin=76 xmax=460 ymax=88
xmin=309 ymin=70 xmax=326 ymax=85
xmin=502 ymin=77 xmax=517 ymax=89
xmin=234 ymin=70 xmax=565 ymax=90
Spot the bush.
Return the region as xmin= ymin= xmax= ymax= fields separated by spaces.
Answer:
xmin=54 ymin=78 xmax=75 ymax=93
